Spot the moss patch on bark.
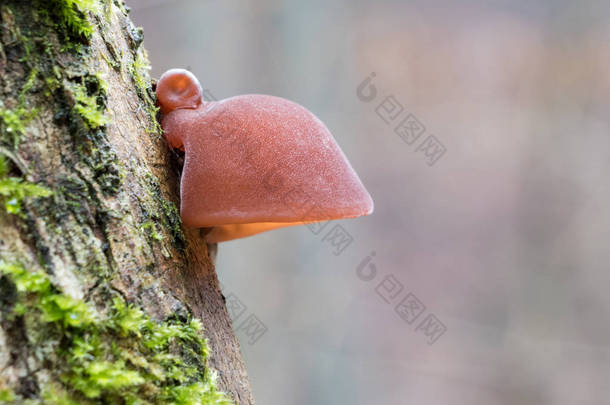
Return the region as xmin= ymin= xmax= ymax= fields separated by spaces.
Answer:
xmin=0 ymin=262 xmax=232 ymax=404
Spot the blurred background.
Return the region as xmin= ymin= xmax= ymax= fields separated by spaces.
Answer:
xmin=131 ymin=1 xmax=610 ymax=404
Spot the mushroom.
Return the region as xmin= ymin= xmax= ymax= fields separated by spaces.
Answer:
xmin=156 ymin=68 xmax=373 ymax=242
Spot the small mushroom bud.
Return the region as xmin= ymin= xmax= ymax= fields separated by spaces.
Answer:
xmin=156 ymin=69 xmax=373 ymax=242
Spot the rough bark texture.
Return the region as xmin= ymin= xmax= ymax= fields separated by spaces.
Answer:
xmin=0 ymin=1 xmax=253 ymax=403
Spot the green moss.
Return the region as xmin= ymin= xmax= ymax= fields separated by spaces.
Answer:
xmin=41 ymin=384 xmax=82 ymax=405
xmin=103 ymin=0 xmax=112 ymax=22
xmin=100 ymin=50 xmax=120 ymax=71
xmin=18 ymin=68 xmax=39 ymax=104
xmin=35 ymin=0 xmax=100 ymax=42
xmin=60 ymin=74 xmax=123 ymax=196
xmin=130 ymin=49 xmax=162 ymax=135
xmin=141 ymin=221 xmax=164 ymax=242
xmin=44 ymin=67 xmax=63 ymax=97
xmin=160 ymin=198 xmax=186 ymax=250
xmin=130 ymin=50 xmax=150 ymax=93
xmin=0 ymin=389 xmax=16 ymax=402
xmin=147 ymin=104 xmax=162 ymax=134
xmin=0 ymin=68 xmax=40 ymax=148
xmin=94 ymin=72 xmax=109 ymax=93
xmin=71 ymin=82 xmax=109 ymax=129
xmin=0 ymin=155 xmax=52 ymax=215
xmin=139 ymin=173 xmax=186 ymax=251
xmin=0 ymin=107 xmax=37 ymax=147
xmin=0 ymin=262 xmax=232 ymax=404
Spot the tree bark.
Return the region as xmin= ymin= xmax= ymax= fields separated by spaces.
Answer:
xmin=0 ymin=1 xmax=253 ymax=403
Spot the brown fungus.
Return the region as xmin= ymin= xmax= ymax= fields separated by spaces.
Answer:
xmin=156 ymin=69 xmax=373 ymax=242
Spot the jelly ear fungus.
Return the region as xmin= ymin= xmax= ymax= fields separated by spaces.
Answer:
xmin=156 ymin=68 xmax=373 ymax=242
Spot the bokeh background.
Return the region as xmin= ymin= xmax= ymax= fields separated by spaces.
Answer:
xmin=131 ymin=1 xmax=610 ymax=404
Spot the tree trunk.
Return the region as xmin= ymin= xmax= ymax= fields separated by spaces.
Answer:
xmin=0 ymin=1 xmax=253 ymax=403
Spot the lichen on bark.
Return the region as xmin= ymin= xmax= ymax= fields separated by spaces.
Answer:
xmin=0 ymin=1 xmax=253 ymax=403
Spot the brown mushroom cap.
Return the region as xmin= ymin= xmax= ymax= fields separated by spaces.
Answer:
xmin=157 ymin=70 xmax=373 ymax=242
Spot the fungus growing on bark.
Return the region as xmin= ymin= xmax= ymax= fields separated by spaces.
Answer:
xmin=156 ymin=68 xmax=373 ymax=242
